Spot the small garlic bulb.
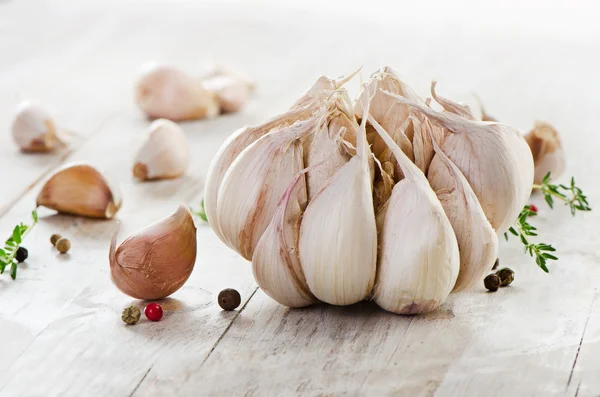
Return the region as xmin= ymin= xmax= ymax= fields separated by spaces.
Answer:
xmin=299 ymin=101 xmax=377 ymax=306
xmin=385 ymin=89 xmax=534 ymax=235
xmin=525 ymin=122 xmax=566 ymax=184
xmin=135 ymin=64 xmax=219 ymax=121
xmin=109 ymin=205 xmax=197 ymax=300
xmin=133 ymin=119 xmax=189 ymax=180
xmin=202 ymin=75 xmax=253 ymax=113
xmin=37 ymin=163 xmax=122 ymax=219
xmin=11 ymin=101 xmax=63 ymax=152
xmin=252 ymin=174 xmax=317 ymax=308
xmin=368 ymin=115 xmax=459 ymax=314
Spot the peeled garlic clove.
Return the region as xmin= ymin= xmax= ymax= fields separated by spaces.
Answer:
xmin=202 ymin=75 xmax=252 ymax=113
xmin=133 ymin=119 xmax=189 ymax=180
xmin=368 ymin=116 xmax=459 ymax=314
xmin=252 ymin=174 xmax=317 ymax=308
xmin=299 ymin=101 xmax=377 ymax=306
xmin=11 ymin=101 xmax=63 ymax=152
xmin=525 ymin=122 xmax=566 ymax=184
xmin=428 ymin=134 xmax=498 ymax=292
xmin=135 ymin=64 xmax=219 ymax=121
xmin=217 ymin=116 xmax=319 ymax=260
xmin=37 ymin=163 xmax=122 ymax=219
xmin=384 ymin=90 xmax=534 ymax=235
xmin=204 ymin=103 xmax=318 ymax=246
xmin=109 ymin=205 xmax=196 ymax=300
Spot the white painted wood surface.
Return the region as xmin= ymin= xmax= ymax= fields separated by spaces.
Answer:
xmin=1 ymin=1 xmax=599 ymax=396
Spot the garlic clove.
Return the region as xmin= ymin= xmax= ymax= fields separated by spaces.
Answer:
xmin=37 ymin=163 xmax=122 ymax=219
xmin=133 ymin=119 xmax=189 ymax=180
xmin=201 ymin=75 xmax=253 ymax=113
xmin=525 ymin=122 xmax=566 ymax=184
xmin=368 ymin=115 xmax=459 ymax=315
xmin=11 ymin=101 xmax=64 ymax=152
xmin=411 ymin=114 xmax=445 ymax=175
xmin=109 ymin=205 xmax=197 ymax=300
xmin=299 ymin=98 xmax=377 ymax=306
xmin=216 ymin=115 xmax=319 ymax=260
xmin=428 ymin=132 xmax=499 ymax=292
xmin=384 ymin=89 xmax=534 ymax=236
xmin=135 ymin=63 xmax=219 ymax=121
xmin=252 ymin=174 xmax=317 ymax=308
xmin=204 ymin=102 xmax=318 ymax=246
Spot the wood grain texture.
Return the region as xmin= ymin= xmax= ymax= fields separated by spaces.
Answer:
xmin=1 ymin=1 xmax=600 ymax=396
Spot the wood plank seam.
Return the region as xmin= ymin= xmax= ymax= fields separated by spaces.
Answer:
xmin=567 ymin=293 xmax=597 ymax=388
xmin=128 ymin=366 xmax=152 ymax=397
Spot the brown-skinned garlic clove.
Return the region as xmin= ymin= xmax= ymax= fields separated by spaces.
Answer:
xmin=201 ymin=75 xmax=253 ymax=113
xmin=109 ymin=205 xmax=197 ymax=300
xmin=37 ymin=163 xmax=122 ymax=219
xmin=135 ymin=63 xmax=219 ymax=121
xmin=11 ymin=101 xmax=65 ymax=152
xmin=525 ymin=122 xmax=566 ymax=184
xmin=133 ymin=119 xmax=189 ymax=181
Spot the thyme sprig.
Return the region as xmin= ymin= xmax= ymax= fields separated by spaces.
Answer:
xmin=191 ymin=199 xmax=208 ymax=222
xmin=505 ymin=206 xmax=556 ymax=273
xmin=0 ymin=210 xmax=38 ymax=280
xmin=533 ymin=172 xmax=591 ymax=215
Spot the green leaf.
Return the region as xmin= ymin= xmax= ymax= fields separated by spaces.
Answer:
xmin=545 ymin=195 xmax=554 ymax=208
xmin=32 ymin=209 xmax=38 ymax=223
xmin=509 ymin=227 xmax=518 ymax=236
xmin=520 ymin=234 xmax=528 ymax=245
xmin=10 ymin=262 xmax=17 ymax=280
xmin=12 ymin=225 xmax=22 ymax=244
xmin=543 ymin=253 xmax=558 ymax=260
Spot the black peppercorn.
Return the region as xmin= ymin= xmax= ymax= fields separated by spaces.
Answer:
xmin=492 ymin=258 xmax=499 ymax=270
xmin=218 ymin=288 xmax=241 ymax=311
xmin=496 ymin=268 xmax=515 ymax=287
xmin=15 ymin=247 xmax=28 ymax=263
xmin=484 ymin=273 xmax=501 ymax=292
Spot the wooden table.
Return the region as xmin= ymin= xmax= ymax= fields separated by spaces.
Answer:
xmin=1 ymin=1 xmax=599 ymax=396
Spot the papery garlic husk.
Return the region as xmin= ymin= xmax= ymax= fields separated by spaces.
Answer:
xmin=109 ymin=205 xmax=196 ymax=300
xmin=204 ymin=102 xmax=319 ymax=245
xmin=217 ymin=115 xmax=321 ymax=260
xmin=202 ymin=75 xmax=253 ymax=113
xmin=133 ymin=119 xmax=189 ymax=180
xmin=37 ymin=163 xmax=122 ymax=219
xmin=428 ymin=133 xmax=498 ymax=292
xmin=373 ymin=159 xmax=395 ymax=214
xmin=430 ymin=81 xmax=477 ymax=120
xmin=11 ymin=101 xmax=65 ymax=152
xmin=252 ymin=174 xmax=317 ymax=308
xmin=305 ymin=90 xmax=357 ymax=199
xmin=299 ymin=100 xmax=377 ymax=306
xmin=385 ymin=90 xmax=534 ymax=235
xmin=410 ymin=114 xmax=445 ymax=175
xmin=135 ymin=64 xmax=219 ymax=121
xmin=292 ymin=69 xmax=360 ymax=110
xmin=368 ymin=115 xmax=459 ymax=314
xmin=525 ymin=122 xmax=566 ymax=184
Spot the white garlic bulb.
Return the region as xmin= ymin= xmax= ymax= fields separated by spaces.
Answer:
xmin=385 ymin=90 xmax=534 ymax=235
xmin=37 ymin=163 xmax=122 ymax=219
xmin=525 ymin=122 xmax=566 ymax=184
xmin=299 ymin=101 xmax=377 ymax=306
xmin=11 ymin=101 xmax=64 ymax=152
xmin=133 ymin=119 xmax=189 ymax=180
xmin=135 ymin=64 xmax=219 ymax=121
xmin=369 ymin=115 xmax=459 ymax=314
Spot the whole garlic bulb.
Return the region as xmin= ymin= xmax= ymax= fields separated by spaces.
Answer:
xmin=135 ymin=64 xmax=219 ymax=121
xmin=12 ymin=101 xmax=64 ymax=152
xmin=37 ymin=163 xmax=122 ymax=219
xmin=133 ymin=119 xmax=189 ymax=180
xmin=109 ymin=205 xmax=197 ymax=300
xmin=525 ymin=122 xmax=566 ymax=184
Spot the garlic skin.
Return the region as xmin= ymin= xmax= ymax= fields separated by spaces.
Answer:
xmin=368 ymin=115 xmax=459 ymax=314
xmin=525 ymin=122 xmax=566 ymax=184
xmin=133 ymin=119 xmax=189 ymax=180
xmin=11 ymin=101 xmax=62 ymax=152
xmin=252 ymin=175 xmax=317 ymax=308
xmin=385 ymin=90 xmax=534 ymax=235
xmin=135 ymin=64 xmax=219 ymax=121
xmin=202 ymin=75 xmax=252 ymax=113
xmin=217 ymin=116 xmax=318 ymax=260
xmin=299 ymin=103 xmax=377 ymax=306
xmin=37 ymin=163 xmax=122 ymax=219
xmin=428 ymin=134 xmax=498 ymax=292
xmin=204 ymin=103 xmax=318 ymax=246
xmin=109 ymin=205 xmax=196 ymax=300
xmin=430 ymin=81 xmax=477 ymax=120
